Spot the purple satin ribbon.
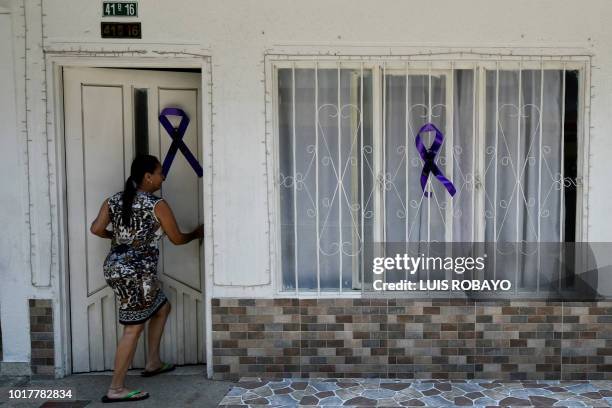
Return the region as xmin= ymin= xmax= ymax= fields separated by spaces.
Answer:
xmin=159 ymin=108 xmax=203 ymax=178
xmin=415 ymin=122 xmax=456 ymax=197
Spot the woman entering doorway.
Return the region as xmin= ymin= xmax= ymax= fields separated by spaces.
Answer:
xmin=90 ymin=154 xmax=203 ymax=403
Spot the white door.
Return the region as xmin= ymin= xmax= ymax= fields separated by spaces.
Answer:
xmin=64 ymin=67 xmax=205 ymax=373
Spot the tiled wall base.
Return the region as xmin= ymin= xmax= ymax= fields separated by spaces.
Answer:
xmin=212 ymin=299 xmax=612 ymax=381
xmin=29 ymin=299 xmax=55 ymax=377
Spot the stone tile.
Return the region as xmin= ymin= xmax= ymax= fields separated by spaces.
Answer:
xmin=243 ymin=397 xmax=269 ymax=404
xmin=344 ymin=396 xmax=378 ymax=406
xmin=299 ymin=395 xmax=319 ymax=405
xmin=454 ymin=396 xmax=473 ymax=406
xmin=420 ymin=395 xmax=454 ymax=406
xmin=380 ymin=383 xmax=410 ymax=391
xmin=361 ymin=389 xmax=396 ymax=399
xmin=529 ymin=395 xmax=560 ymax=406
xmin=499 ymin=396 xmax=544 ymax=406
xmin=376 ymin=397 xmax=401 ymax=406
xmin=220 ymin=378 xmax=612 ymax=408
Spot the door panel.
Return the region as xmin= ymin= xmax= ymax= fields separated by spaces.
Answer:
xmin=157 ymin=88 xmax=201 ymax=290
xmin=82 ymin=85 xmax=128 ymax=296
xmin=154 ymin=88 xmax=203 ymax=365
xmin=64 ymin=67 xmax=204 ymax=373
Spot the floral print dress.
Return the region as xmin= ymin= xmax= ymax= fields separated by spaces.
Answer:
xmin=103 ymin=191 xmax=167 ymax=324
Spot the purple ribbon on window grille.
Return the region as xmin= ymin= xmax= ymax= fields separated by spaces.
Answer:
xmin=159 ymin=107 xmax=203 ymax=178
xmin=415 ymin=122 xmax=456 ymax=197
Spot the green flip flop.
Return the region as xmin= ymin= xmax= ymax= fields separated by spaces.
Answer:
xmin=141 ymin=362 xmax=176 ymax=377
xmin=101 ymin=389 xmax=149 ymax=403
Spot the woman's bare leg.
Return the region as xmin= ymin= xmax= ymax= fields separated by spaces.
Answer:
xmin=145 ymin=302 xmax=171 ymax=371
xmin=107 ymin=323 xmax=146 ymax=398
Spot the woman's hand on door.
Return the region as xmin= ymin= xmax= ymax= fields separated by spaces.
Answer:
xmin=155 ymin=200 xmax=202 ymax=245
xmin=193 ymin=225 xmax=204 ymax=242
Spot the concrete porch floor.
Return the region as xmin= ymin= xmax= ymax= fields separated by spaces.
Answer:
xmin=0 ymin=365 xmax=233 ymax=407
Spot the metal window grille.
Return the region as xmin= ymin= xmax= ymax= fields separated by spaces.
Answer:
xmin=272 ymin=57 xmax=588 ymax=295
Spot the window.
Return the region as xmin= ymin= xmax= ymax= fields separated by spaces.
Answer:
xmin=134 ymin=88 xmax=149 ymax=155
xmin=273 ymin=59 xmax=585 ymax=293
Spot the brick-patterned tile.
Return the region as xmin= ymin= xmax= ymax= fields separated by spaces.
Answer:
xmin=299 ymin=298 xmax=388 ymax=378
xmin=212 ymin=298 xmax=608 ymax=380
xmin=388 ymin=299 xmax=475 ymax=379
xmin=29 ymin=299 xmax=54 ymax=377
xmin=562 ymin=301 xmax=612 ymax=380
xmin=474 ymin=300 xmax=562 ymax=380
xmin=212 ymin=298 xmax=300 ymax=380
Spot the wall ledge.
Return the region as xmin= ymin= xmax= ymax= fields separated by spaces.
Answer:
xmin=0 ymin=362 xmax=31 ymax=376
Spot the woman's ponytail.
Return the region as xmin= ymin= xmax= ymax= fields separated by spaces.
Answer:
xmin=121 ymin=176 xmax=137 ymax=225
xmin=120 ymin=155 xmax=161 ymax=226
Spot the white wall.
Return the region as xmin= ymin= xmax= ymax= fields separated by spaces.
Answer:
xmin=0 ymin=0 xmax=61 ymax=375
xmin=2 ymin=0 xmax=612 ymax=369
xmin=0 ymin=7 xmax=30 ymax=373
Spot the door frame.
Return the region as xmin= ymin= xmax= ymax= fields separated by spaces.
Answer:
xmin=48 ymin=54 xmax=214 ymax=378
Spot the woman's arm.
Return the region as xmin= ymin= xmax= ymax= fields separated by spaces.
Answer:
xmin=90 ymin=199 xmax=113 ymax=239
xmin=154 ymin=200 xmax=203 ymax=245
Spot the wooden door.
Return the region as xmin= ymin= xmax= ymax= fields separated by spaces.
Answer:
xmin=64 ymin=67 xmax=204 ymax=372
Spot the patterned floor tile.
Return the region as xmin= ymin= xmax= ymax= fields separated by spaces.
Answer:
xmin=217 ymin=378 xmax=612 ymax=407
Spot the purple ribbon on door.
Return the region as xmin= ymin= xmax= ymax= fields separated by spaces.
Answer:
xmin=159 ymin=107 xmax=203 ymax=178
xmin=415 ymin=122 xmax=456 ymax=197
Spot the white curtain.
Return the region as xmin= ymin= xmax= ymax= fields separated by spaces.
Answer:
xmin=279 ymin=67 xmax=565 ymax=291
xmin=483 ymin=70 xmax=563 ymax=289
xmin=278 ymin=68 xmax=373 ymax=291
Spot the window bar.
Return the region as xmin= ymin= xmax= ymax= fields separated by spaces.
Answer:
xmin=446 ymin=62 xmax=454 ymax=244
xmin=291 ymin=64 xmax=299 ymax=294
xmin=427 ymin=63 xmax=432 ymax=245
xmin=560 ymin=63 xmax=566 ymax=243
xmin=471 ymin=64 xmax=477 ymax=243
xmin=559 ymin=63 xmax=566 ymax=291
xmin=360 ymin=62 xmax=364 ymax=295
xmin=338 ymin=63 xmax=343 ymax=293
xmin=315 ymin=63 xmax=321 ymax=296
xmin=382 ymin=62 xmax=387 ymax=285
xmin=426 ymin=62 xmax=433 ymax=290
xmin=515 ymin=62 xmax=523 ymax=295
xmin=372 ymin=63 xmax=383 ymax=291
xmin=404 ymin=61 xmax=410 ymax=282
xmin=537 ymin=59 xmax=544 ymax=295
xmin=444 ymin=64 xmax=454 ymax=284
xmin=476 ymin=65 xmax=487 ymax=283
xmin=493 ymin=62 xmax=500 ymax=282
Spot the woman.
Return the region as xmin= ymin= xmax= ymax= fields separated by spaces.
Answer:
xmin=90 ymin=154 xmax=203 ymax=403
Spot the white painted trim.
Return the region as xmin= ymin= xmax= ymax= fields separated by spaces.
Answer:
xmin=201 ymin=58 xmax=214 ymax=379
xmin=267 ymin=44 xmax=593 ymax=54
xmin=579 ymin=59 xmax=591 ymax=242
xmin=48 ymin=59 xmax=71 ymax=378
xmin=45 ymin=54 xmax=212 ymax=377
xmin=266 ymin=59 xmax=282 ymax=293
xmin=267 ymin=53 xmax=590 ymax=64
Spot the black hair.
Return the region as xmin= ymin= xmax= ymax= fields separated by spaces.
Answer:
xmin=121 ymin=154 xmax=161 ymax=225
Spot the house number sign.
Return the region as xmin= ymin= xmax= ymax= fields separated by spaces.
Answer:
xmin=101 ymin=22 xmax=141 ymax=38
xmin=102 ymin=2 xmax=138 ymax=17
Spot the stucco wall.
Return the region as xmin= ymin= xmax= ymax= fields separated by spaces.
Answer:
xmin=0 ymin=6 xmax=30 ymax=372
xmin=1 ymin=0 xmax=612 ymax=369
